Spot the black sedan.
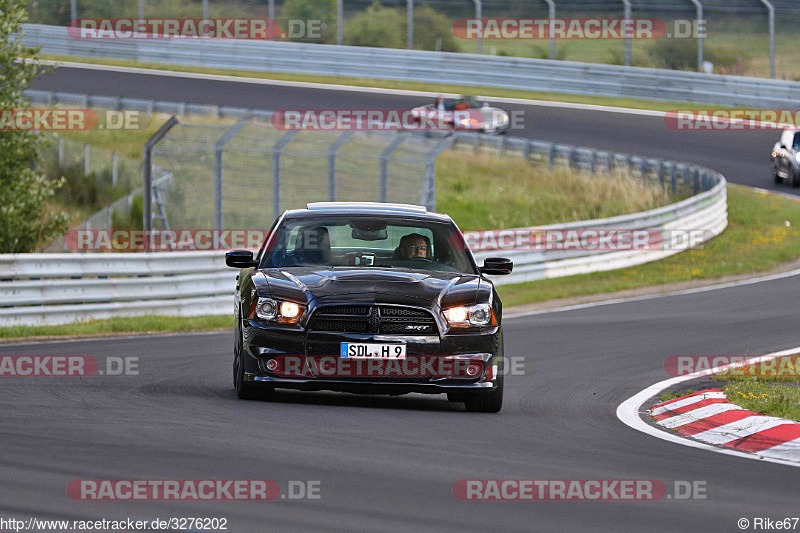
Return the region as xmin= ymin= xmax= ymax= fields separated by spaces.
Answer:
xmin=225 ymin=202 xmax=513 ymax=412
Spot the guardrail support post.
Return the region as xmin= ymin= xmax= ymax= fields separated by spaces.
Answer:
xmin=407 ymin=0 xmax=413 ymax=50
xmin=328 ymin=131 xmax=354 ymax=202
xmin=268 ymin=0 xmax=275 ymax=40
xmin=58 ymin=137 xmax=64 ymax=167
xmin=689 ymin=0 xmax=704 ymax=70
xmin=142 ymin=115 xmax=179 ymax=232
xmin=621 ymin=0 xmax=631 ymax=67
xmin=213 ymin=119 xmax=249 ymax=230
xmin=337 ymin=0 xmax=343 ymax=45
xmin=70 ymin=0 xmax=77 ymax=20
xmin=758 ymin=0 xmax=775 ymax=79
xmin=472 ymin=0 xmax=482 ymax=54
xmin=112 ymin=152 xmax=118 ymax=187
xmin=271 ymin=130 xmax=298 ymax=221
xmin=379 ymin=134 xmax=407 ymax=203
xmin=543 ymin=0 xmax=556 ymax=60
xmin=83 ymin=144 xmax=90 ymax=176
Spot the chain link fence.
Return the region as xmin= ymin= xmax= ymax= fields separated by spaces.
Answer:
xmin=146 ymin=118 xmax=450 ymax=231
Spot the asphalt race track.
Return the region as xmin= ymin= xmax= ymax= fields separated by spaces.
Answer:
xmin=1 ymin=65 xmax=796 ymax=531
xmin=2 ymin=276 xmax=800 ymax=531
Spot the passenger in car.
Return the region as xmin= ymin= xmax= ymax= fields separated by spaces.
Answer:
xmin=396 ymin=233 xmax=431 ymax=260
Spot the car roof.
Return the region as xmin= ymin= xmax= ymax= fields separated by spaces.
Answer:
xmin=283 ymin=202 xmax=453 ymax=222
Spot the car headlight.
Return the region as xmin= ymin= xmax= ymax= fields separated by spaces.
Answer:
xmin=496 ymin=112 xmax=509 ymax=124
xmin=253 ymin=297 xmax=304 ymax=324
xmin=795 ymin=152 xmax=800 ymax=163
xmin=443 ymin=303 xmax=496 ymax=328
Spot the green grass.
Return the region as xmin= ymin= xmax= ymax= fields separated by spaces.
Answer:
xmin=724 ymin=382 xmax=800 ymax=422
xmin=496 ymin=185 xmax=800 ymax=308
xmin=659 ymin=389 xmax=697 ymax=403
xmin=712 ymin=355 xmax=800 ymax=383
xmin=437 ymin=151 xmax=682 ymax=228
xmin=0 ymin=314 xmax=234 ymax=341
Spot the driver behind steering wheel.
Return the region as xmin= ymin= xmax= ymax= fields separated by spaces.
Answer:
xmin=397 ymin=233 xmax=431 ymax=260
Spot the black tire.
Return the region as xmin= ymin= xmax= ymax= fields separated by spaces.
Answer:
xmin=790 ymin=168 xmax=800 ymax=188
xmin=233 ymin=322 xmax=273 ymax=401
xmin=464 ymin=372 xmax=503 ymax=413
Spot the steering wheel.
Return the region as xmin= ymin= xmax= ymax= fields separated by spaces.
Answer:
xmin=407 ymin=257 xmax=436 ymax=263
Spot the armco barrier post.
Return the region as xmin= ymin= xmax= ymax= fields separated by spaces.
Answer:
xmin=143 ymin=115 xmax=178 ymax=232
xmin=621 ymin=0 xmax=632 ymax=67
xmin=689 ymin=0 xmax=704 ymax=70
xmin=544 ymin=0 xmax=556 ymax=60
xmin=759 ymin=0 xmax=775 ymax=79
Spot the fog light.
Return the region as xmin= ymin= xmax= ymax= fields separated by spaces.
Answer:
xmin=266 ymin=359 xmax=279 ymax=371
xmin=466 ymin=364 xmax=481 ymax=377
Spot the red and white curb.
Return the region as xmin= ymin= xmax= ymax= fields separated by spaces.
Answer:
xmin=617 ymin=346 xmax=800 ymax=468
xmin=649 ymin=389 xmax=800 ymax=463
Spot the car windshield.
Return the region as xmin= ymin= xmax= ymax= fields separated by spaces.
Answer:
xmin=794 ymin=132 xmax=800 ymax=151
xmin=439 ymin=97 xmax=481 ymax=111
xmin=260 ymin=215 xmax=477 ymax=274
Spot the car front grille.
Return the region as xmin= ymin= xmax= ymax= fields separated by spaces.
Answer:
xmin=308 ymin=305 xmax=438 ymax=335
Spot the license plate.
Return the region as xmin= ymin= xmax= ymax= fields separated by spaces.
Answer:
xmin=340 ymin=343 xmax=406 ymax=359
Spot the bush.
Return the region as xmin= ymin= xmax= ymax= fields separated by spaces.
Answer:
xmin=343 ymin=2 xmax=404 ymax=49
xmin=280 ymin=0 xmax=337 ymax=44
xmin=408 ymin=4 xmax=460 ymax=52
xmin=344 ymin=1 xmax=459 ymax=52
xmin=647 ymin=38 xmax=698 ymax=70
xmin=647 ymin=38 xmax=748 ymax=73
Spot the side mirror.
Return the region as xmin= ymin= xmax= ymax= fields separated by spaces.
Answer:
xmin=480 ymin=257 xmax=513 ymax=275
xmin=226 ymin=249 xmax=257 ymax=268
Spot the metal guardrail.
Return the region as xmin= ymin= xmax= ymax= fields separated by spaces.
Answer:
xmin=20 ymin=23 xmax=800 ymax=108
xmin=0 ymin=129 xmax=726 ymax=326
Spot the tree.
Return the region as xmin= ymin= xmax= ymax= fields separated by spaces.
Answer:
xmin=0 ymin=0 xmax=69 ymax=252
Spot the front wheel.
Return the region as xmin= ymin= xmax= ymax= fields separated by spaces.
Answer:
xmin=464 ymin=372 xmax=503 ymax=413
xmin=790 ymin=168 xmax=800 ymax=188
xmin=771 ymin=163 xmax=780 ymax=184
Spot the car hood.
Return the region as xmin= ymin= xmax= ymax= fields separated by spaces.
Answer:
xmin=258 ymin=268 xmax=485 ymax=309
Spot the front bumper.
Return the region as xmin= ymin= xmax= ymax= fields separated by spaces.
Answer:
xmin=240 ymin=318 xmax=502 ymax=395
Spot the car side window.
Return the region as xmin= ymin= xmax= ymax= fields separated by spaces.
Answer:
xmin=793 ymin=133 xmax=800 ymax=151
